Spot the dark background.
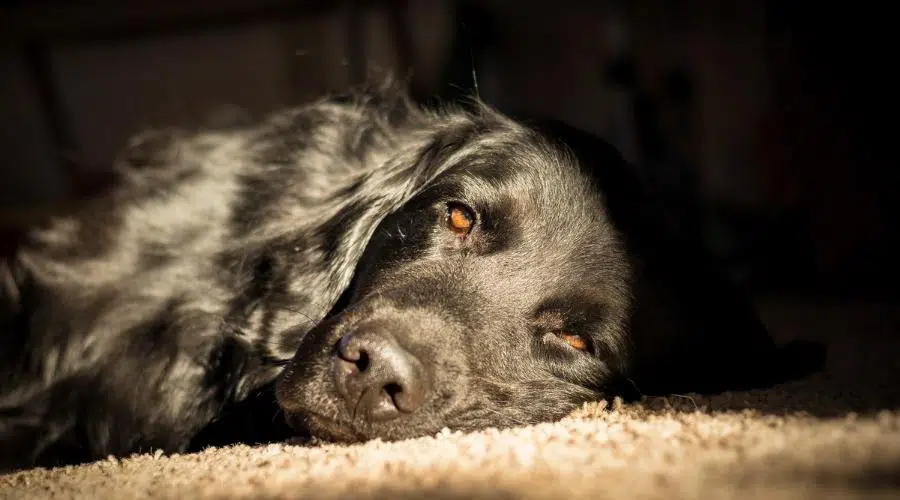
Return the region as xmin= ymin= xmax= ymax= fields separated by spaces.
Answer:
xmin=1 ymin=0 xmax=897 ymax=299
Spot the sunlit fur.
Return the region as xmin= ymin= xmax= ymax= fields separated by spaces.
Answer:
xmin=0 ymin=82 xmax=822 ymax=470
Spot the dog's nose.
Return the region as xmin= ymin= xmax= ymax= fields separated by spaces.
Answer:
xmin=333 ymin=328 xmax=430 ymax=422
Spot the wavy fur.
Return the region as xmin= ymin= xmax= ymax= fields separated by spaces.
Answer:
xmin=0 ymin=84 xmax=823 ymax=470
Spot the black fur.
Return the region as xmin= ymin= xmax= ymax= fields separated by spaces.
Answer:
xmin=0 ymin=84 xmax=824 ymax=470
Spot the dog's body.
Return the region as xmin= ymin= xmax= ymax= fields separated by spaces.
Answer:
xmin=0 ymin=86 xmax=823 ymax=470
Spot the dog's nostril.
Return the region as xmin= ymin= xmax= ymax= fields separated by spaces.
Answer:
xmin=354 ymin=351 xmax=370 ymax=372
xmin=338 ymin=336 xmax=370 ymax=372
xmin=384 ymin=382 xmax=402 ymax=400
xmin=384 ymin=383 xmax=403 ymax=399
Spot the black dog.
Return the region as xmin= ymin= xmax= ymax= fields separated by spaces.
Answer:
xmin=0 ymin=84 xmax=823 ymax=470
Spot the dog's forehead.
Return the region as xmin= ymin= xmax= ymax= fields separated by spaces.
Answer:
xmin=445 ymin=142 xmax=626 ymax=283
xmin=448 ymin=127 xmax=598 ymax=197
xmin=452 ymin=140 xmax=612 ymax=232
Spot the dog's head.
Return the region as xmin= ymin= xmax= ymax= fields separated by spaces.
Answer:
xmin=276 ymin=112 xmax=633 ymax=440
xmin=274 ymin=100 xmax=819 ymax=443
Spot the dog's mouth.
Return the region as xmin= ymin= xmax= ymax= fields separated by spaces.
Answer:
xmin=283 ymin=410 xmax=367 ymax=443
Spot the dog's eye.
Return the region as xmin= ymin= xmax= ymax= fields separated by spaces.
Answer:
xmin=558 ymin=332 xmax=590 ymax=352
xmin=446 ymin=203 xmax=475 ymax=235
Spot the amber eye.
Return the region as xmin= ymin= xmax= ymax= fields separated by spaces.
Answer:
xmin=559 ymin=333 xmax=589 ymax=352
xmin=446 ymin=203 xmax=475 ymax=235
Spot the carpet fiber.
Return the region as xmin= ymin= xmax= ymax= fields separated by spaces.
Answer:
xmin=3 ymin=297 xmax=899 ymax=500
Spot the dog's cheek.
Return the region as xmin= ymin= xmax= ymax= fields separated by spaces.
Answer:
xmin=282 ymin=328 xmax=335 ymax=383
xmin=275 ymin=355 xmax=337 ymax=413
xmin=275 ymin=319 xmax=347 ymax=410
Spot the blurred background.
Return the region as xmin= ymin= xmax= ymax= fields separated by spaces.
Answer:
xmin=0 ymin=0 xmax=897 ymax=299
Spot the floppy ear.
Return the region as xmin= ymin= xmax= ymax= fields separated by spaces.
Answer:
xmin=528 ymin=118 xmax=825 ymax=396
xmin=232 ymin=88 xmax=488 ymax=344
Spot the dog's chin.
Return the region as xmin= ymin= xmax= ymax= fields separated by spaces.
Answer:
xmin=283 ymin=406 xmax=454 ymax=445
xmin=284 ymin=411 xmax=366 ymax=443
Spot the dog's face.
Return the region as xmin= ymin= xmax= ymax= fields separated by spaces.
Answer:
xmin=276 ymin=125 xmax=634 ymax=442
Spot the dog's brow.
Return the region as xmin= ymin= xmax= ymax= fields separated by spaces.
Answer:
xmin=535 ymin=295 xmax=607 ymax=323
xmin=438 ymin=164 xmax=535 ymax=202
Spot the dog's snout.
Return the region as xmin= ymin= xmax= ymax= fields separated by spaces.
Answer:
xmin=334 ymin=327 xmax=430 ymax=422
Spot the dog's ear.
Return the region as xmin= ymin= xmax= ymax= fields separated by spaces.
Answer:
xmin=528 ymin=118 xmax=825 ymax=396
xmin=274 ymin=96 xmax=487 ymax=317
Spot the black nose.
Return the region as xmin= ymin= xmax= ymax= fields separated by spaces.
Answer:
xmin=333 ymin=327 xmax=430 ymax=422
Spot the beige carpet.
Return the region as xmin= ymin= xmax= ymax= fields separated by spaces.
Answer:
xmin=3 ymin=297 xmax=899 ymax=500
